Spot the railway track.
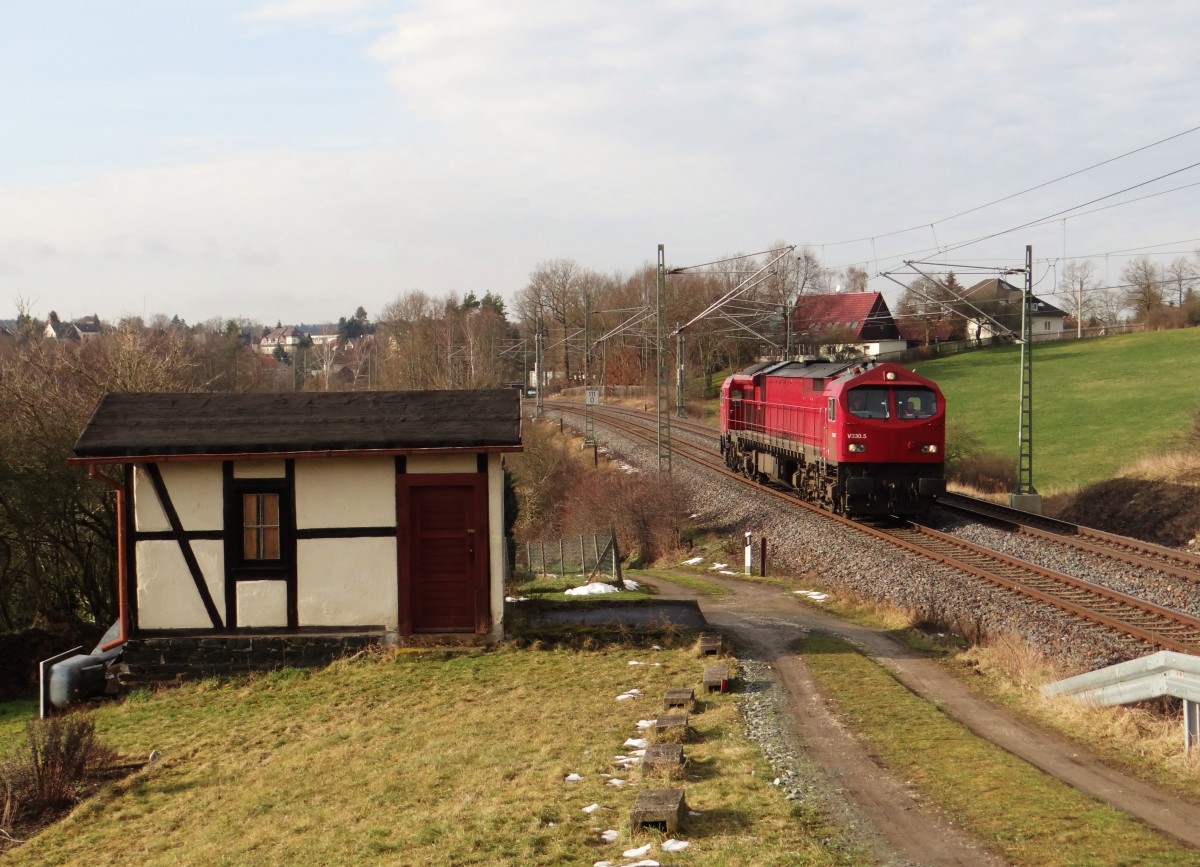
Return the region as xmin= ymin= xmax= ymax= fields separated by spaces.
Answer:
xmin=540 ymin=399 xmax=1200 ymax=654
xmin=938 ymin=491 xmax=1200 ymax=586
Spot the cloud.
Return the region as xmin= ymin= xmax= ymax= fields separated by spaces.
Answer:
xmin=245 ymin=0 xmax=391 ymax=24
xmin=5 ymin=0 xmax=1200 ymax=323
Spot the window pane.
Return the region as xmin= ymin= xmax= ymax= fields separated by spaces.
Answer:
xmin=261 ymin=527 xmax=280 ymax=560
xmin=242 ymin=492 xmax=283 ymax=561
xmin=847 ymin=387 xmax=889 ymax=419
xmin=895 ymin=387 xmax=938 ymax=419
xmin=262 ymin=494 xmax=279 ymax=526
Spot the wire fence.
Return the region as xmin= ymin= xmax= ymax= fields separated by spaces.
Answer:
xmin=518 ymin=530 xmax=622 ymax=584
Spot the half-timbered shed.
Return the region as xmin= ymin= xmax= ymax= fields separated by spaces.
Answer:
xmin=70 ymin=390 xmax=522 ymax=683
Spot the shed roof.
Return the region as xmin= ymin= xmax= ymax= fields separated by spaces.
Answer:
xmin=72 ymin=390 xmax=522 ymax=461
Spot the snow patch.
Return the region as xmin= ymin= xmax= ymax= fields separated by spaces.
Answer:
xmin=566 ymin=582 xmax=621 ymax=596
xmin=794 ymin=589 xmax=829 ymax=602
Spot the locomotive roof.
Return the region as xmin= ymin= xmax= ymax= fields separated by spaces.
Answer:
xmin=71 ymin=389 xmax=523 ymax=461
xmin=742 ymin=360 xmax=859 ymax=380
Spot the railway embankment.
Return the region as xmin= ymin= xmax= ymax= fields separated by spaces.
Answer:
xmin=1053 ymin=477 xmax=1200 ymax=549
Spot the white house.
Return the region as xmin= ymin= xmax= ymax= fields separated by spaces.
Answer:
xmin=963 ymin=279 xmax=1069 ymax=343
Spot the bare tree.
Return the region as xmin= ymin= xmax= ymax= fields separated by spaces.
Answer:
xmin=1164 ymin=256 xmax=1196 ymax=308
xmin=1121 ymin=255 xmax=1165 ymax=320
xmin=1058 ymin=260 xmax=1100 ymax=333
xmin=1093 ymin=286 xmax=1127 ymax=326
xmin=515 ymin=259 xmax=585 ymax=387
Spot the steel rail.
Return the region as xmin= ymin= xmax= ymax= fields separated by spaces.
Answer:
xmin=939 ymin=492 xmax=1200 ymax=585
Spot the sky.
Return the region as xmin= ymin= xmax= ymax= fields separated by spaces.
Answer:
xmin=2 ymin=0 xmax=1198 ymax=326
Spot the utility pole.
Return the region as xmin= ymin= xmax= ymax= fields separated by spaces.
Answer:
xmin=784 ymin=303 xmax=792 ymax=360
xmin=534 ymin=320 xmax=544 ymax=419
xmin=675 ymin=326 xmax=686 ymax=418
xmin=1012 ymin=244 xmax=1042 ymax=514
xmin=656 ymin=244 xmax=671 ymax=472
xmin=583 ymin=301 xmax=595 ymax=446
xmin=1076 ymin=278 xmax=1083 ymax=339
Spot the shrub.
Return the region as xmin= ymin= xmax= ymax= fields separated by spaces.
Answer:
xmin=949 ymin=451 xmax=1017 ymax=494
xmin=558 ymin=470 xmax=694 ymax=566
xmin=0 ymin=714 xmax=117 ymax=841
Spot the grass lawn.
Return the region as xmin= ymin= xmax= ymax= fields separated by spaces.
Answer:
xmin=913 ymin=329 xmax=1200 ymax=489
xmin=801 ymin=635 xmax=1196 ymax=866
xmin=0 ymin=646 xmax=861 ymax=866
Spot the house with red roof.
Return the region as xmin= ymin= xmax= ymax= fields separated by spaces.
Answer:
xmin=791 ymin=292 xmax=908 ymax=358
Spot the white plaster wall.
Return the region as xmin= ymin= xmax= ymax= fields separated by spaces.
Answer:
xmin=133 ymin=467 xmax=168 ymax=532
xmin=297 ymin=538 xmax=398 ymax=628
xmin=136 ymin=539 xmax=226 ymax=628
xmin=295 ymin=457 xmax=395 ymax=529
xmin=233 ymin=460 xmax=286 ymax=478
xmin=236 ymin=581 xmax=289 ymax=628
xmin=134 ymin=463 xmax=223 ymax=532
xmin=407 ymin=453 xmax=477 ymax=474
xmin=488 ymin=454 xmax=505 ymax=630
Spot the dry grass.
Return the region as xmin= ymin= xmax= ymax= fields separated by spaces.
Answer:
xmin=958 ymin=636 xmax=1200 ymax=799
xmin=1119 ymin=449 xmax=1200 ymax=484
xmin=0 ymin=645 xmax=862 ymax=866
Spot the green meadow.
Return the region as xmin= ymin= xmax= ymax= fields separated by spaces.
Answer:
xmin=914 ymin=329 xmax=1200 ymax=490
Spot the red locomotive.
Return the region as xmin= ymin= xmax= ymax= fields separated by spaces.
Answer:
xmin=719 ymin=359 xmax=945 ymax=516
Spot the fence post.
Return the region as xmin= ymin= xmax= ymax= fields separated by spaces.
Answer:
xmin=558 ymin=539 xmax=565 ymax=581
xmin=580 ymin=535 xmax=586 ymax=577
xmin=611 ymin=525 xmax=623 ymax=587
xmin=540 ymin=541 xmax=546 ymax=578
xmin=760 ymin=536 xmax=768 ymax=577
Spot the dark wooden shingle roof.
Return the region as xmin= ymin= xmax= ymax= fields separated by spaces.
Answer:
xmin=73 ymin=390 xmax=522 ymax=459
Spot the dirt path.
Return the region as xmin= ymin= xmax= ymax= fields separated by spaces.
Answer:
xmin=641 ymin=572 xmax=1200 ymax=864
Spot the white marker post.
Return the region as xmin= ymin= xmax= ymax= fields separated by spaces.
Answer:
xmin=744 ymin=531 xmax=752 ymax=575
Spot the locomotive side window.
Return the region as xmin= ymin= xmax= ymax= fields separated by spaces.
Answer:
xmin=895 ymin=387 xmax=938 ymax=419
xmin=827 ymin=398 xmax=836 ymax=421
xmin=846 ymin=387 xmax=889 ymax=419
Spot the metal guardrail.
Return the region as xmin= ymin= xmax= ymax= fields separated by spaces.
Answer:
xmin=1042 ymin=651 xmax=1200 ymax=750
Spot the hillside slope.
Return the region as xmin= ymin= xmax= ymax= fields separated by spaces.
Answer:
xmin=914 ymin=329 xmax=1200 ymax=491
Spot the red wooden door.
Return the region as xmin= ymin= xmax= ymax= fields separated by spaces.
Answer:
xmin=397 ymin=475 xmax=488 ymax=634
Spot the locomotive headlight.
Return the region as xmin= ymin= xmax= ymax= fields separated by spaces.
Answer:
xmin=920 ymin=444 xmax=939 ymax=454
xmin=848 ymin=443 xmax=866 ymax=453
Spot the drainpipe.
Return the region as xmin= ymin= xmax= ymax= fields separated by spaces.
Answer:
xmin=89 ymin=466 xmax=128 ymax=651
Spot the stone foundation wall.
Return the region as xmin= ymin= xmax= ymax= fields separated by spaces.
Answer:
xmin=120 ymin=632 xmax=386 ymax=686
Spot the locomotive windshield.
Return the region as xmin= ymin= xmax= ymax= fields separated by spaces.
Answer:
xmin=846 ymin=386 xmax=939 ymax=420
xmin=895 ymin=387 xmax=938 ymax=419
xmin=846 ymin=388 xmax=889 ymax=419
